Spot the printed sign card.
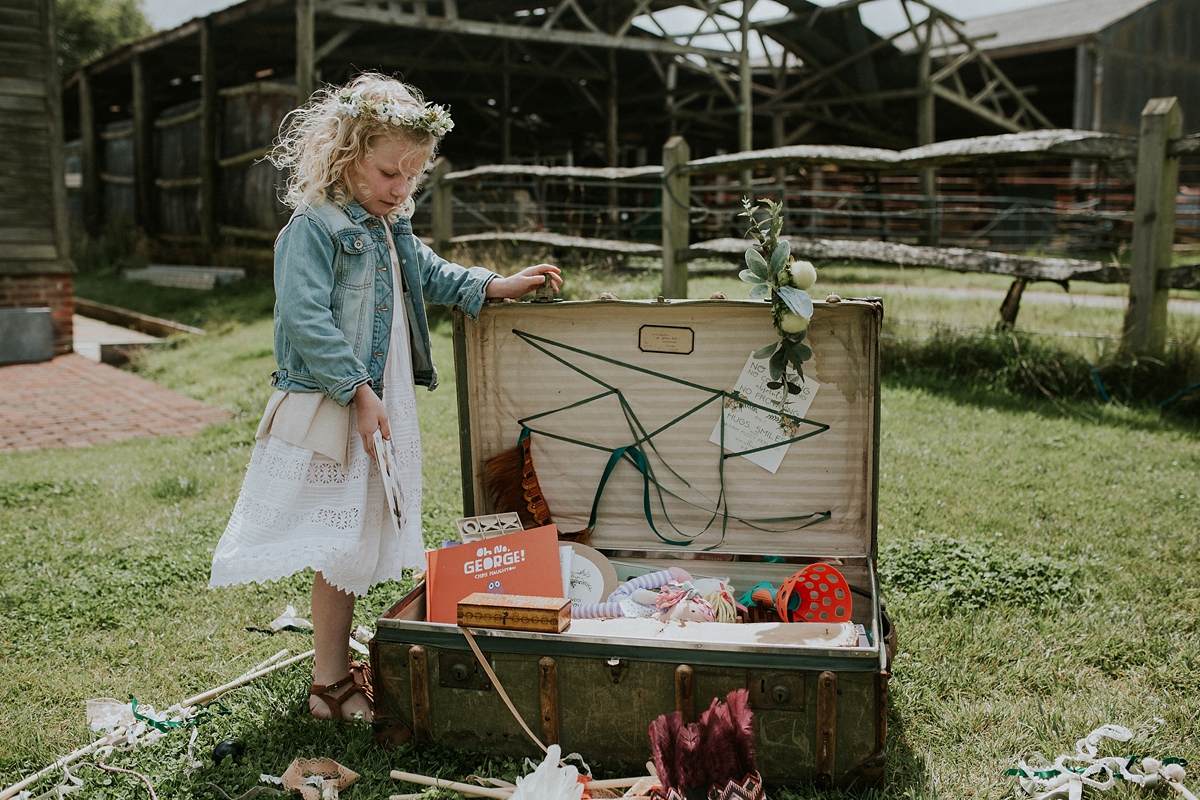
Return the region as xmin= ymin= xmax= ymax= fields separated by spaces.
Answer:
xmin=709 ymin=351 xmax=820 ymax=474
xmin=425 ymin=525 xmax=563 ymax=624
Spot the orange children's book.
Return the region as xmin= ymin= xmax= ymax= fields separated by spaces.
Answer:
xmin=424 ymin=524 xmax=563 ymax=624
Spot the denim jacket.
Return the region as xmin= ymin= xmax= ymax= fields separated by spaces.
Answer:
xmin=270 ymin=198 xmax=496 ymax=405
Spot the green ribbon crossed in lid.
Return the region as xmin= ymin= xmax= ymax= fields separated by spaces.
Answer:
xmin=511 ymin=329 xmax=832 ymax=549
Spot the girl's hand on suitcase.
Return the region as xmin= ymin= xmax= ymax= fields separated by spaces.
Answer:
xmin=485 ymin=264 xmax=562 ymax=299
xmin=353 ymin=383 xmax=390 ymax=459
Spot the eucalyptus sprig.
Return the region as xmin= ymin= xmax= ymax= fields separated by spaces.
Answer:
xmin=738 ymin=197 xmax=818 ymax=398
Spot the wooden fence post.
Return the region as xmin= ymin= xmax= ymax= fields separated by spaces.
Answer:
xmin=1123 ymin=96 xmax=1182 ymax=357
xmin=607 ymin=48 xmax=619 ymax=235
xmin=78 ymin=69 xmax=100 ymax=237
xmin=917 ymin=15 xmax=938 ymax=247
xmin=429 ymin=157 xmax=453 ymax=257
xmin=296 ymin=0 xmax=315 ymax=102
xmin=198 ymin=19 xmax=219 ymax=256
xmin=131 ymin=53 xmax=155 ymax=238
xmin=737 ymin=0 xmax=755 ymax=193
xmin=661 ymin=136 xmax=690 ymax=299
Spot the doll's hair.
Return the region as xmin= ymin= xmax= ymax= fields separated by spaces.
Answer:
xmin=269 ymin=72 xmax=446 ymax=217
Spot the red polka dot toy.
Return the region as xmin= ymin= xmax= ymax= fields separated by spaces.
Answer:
xmin=775 ymin=563 xmax=852 ymax=623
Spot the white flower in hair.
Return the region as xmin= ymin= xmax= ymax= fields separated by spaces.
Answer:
xmin=381 ymin=100 xmax=405 ymax=121
xmin=336 ymin=91 xmax=454 ymax=137
xmin=337 ymin=92 xmax=364 ymax=118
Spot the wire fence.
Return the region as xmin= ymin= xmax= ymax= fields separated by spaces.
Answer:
xmin=413 ymin=161 xmax=1200 ymax=254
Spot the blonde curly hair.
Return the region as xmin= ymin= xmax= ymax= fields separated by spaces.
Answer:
xmin=270 ymin=73 xmax=446 ymax=218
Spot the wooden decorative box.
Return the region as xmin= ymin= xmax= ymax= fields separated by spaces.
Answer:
xmin=457 ymin=593 xmax=572 ymax=634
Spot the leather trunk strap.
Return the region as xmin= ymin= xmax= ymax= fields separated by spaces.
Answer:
xmin=459 ymin=626 xmax=548 ymax=755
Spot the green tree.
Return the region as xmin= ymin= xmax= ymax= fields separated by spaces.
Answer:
xmin=56 ymin=0 xmax=153 ymax=72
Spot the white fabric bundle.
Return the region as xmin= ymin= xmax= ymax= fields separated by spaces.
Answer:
xmin=510 ymin=746 xmax=584 ymax=800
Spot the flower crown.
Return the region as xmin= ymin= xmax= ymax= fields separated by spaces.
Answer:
xmin=335 ymin=92 xmax=454 ymax=137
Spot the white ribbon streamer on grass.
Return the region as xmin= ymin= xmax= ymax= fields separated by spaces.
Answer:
xmin=1012 ymin=725 xmax=1195 ymax=800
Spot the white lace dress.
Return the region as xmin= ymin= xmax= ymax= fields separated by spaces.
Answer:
xmin=209 ymin=233 xmax=426 ymax=596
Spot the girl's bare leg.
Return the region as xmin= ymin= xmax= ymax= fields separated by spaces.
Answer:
xmin=309 ymin=571 xmax=372 ymax=720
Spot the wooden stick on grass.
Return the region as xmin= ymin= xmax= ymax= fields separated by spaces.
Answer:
xmin=587 ymin=777 xmax=651 ymax=790
xmin=389 ymin=771 xmax=652 ymax=799
xmin=391 ymin=771 xmax=514 ymax=798
xmin=182 ymin=649 xmax=315 ymax=708
xmin=1167 ymin=779 xmax=1200 ymax=800
xmin=1 ymin=649 xmax=316 ymax=800
xmin=240 ymin=648 xmax=291 ymax=679
xmin=0 ymin=733 xmax=121 ymax=800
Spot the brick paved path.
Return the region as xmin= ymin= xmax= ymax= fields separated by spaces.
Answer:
xmin=0 ymin=354 xmax=230 ymax=452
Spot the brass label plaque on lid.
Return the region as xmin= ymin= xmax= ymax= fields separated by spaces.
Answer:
xmin=638 ymin=325 xmax=695 ymax=355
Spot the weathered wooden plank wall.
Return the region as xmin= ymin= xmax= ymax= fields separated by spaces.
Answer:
xmin=220 ymin=85 xmax=293 ymax=234
xmin=1097 ymin=0 xmax=1200 ymax=138
xmin=0 ymin=0 xmax=73 ymax=353
xmin=156 ymin=101 xmax=203 ymax=239
xmin=66 ymin=83 xmax=294 ymax=244
xmin=100 ymin=120 xmax=135 ymax=222
xmin=0 ymin=0 xmax=59 ymax=264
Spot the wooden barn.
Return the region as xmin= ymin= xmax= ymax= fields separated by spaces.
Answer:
xmin=963 ymin=0 xmax=1200 ymax=136
xmin=1 ymin=0 xmax=72 ymax=355
xmin=60 ymin=0 xmax=1075 ymax=254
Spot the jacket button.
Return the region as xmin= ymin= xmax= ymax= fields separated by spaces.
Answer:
xmin=401 ymin=258 xmax=407 ymax=264
xmin=377 ymin=306 xmax=388 ymax=312
xmin=354 ymin=239 xmax=363 ymax=249
xmin=373 ymin=351 xmax=384 ymax=356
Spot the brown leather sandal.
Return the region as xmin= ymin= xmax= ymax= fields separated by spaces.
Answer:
xmin=349 ymin=660 xmax=373 ymax=708
xmin=310 ymin=668 xmax=371 ymax=721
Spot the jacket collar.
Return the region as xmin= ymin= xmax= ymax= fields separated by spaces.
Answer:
xmin=343 ymin=198 xmax=373 ymax=224
xmin=343 ymin=198 xmax=412 ymax=232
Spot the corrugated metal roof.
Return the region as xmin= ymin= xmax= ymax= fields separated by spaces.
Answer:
xmin=962 ymin=0 xmax=1159 ymax=54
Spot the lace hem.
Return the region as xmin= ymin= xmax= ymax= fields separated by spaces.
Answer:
xmin=208 ymin=541 xmax=413 ymax=597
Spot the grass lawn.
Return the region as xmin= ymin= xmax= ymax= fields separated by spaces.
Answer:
xmin=1 ymin=262 xmax=1198 ymax=799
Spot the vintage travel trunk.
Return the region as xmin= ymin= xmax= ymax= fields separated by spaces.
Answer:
xmin=371 ymin=296 xmax=894 ymax=789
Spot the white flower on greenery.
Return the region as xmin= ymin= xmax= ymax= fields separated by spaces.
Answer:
xmin=779 ymin=311 xmax=809 ymax=334
xmin=739 ymin=197 xmax=815 ymax=418
xmin=790 ymin=260 xmax=817 ymax=291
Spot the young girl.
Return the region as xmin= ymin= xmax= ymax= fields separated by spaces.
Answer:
xmin=208 ymin=73 xmax=561 ymax=722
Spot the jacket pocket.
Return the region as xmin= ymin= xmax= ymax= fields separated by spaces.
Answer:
xmin=330 ymin=280 xmax=371 ymax=359
xmin=334 ymin=230 xmax=375 ymax=290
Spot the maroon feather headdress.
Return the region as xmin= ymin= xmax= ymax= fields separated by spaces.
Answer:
xmin=649 ymin=711 xmax=685 ymax=791
xmin=648 ymin=689 xmax=758 ymax=797
xmin=724 ymin=688 xmax=757 ymax=778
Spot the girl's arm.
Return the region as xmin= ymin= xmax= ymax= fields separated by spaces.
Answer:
xmin=410 ymin=237 xmax=496 ymax=319
xmin=275 ymin=216 xmax=372 ymax=406
xmin=410 ymin=238 xmax=561 ymax=314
